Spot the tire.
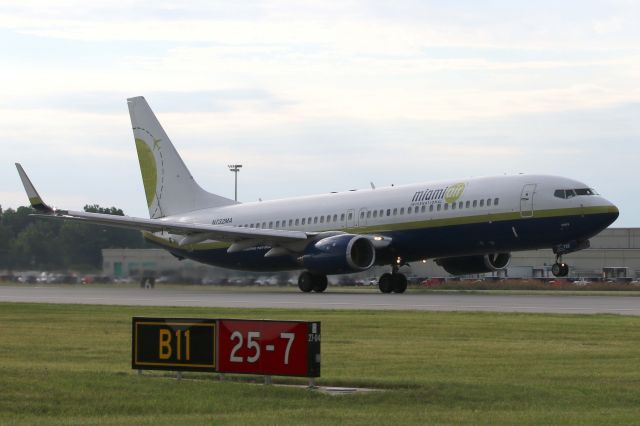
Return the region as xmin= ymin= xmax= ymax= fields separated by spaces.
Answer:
xmin=392 ymin=274 xmax=407 ymax=293
xmin=379 ymin=273 xmax=393 ymax=294
xmin=560 ymin=264 xmax=569 ymax=277
xmin=298 ymin=272 xmax=314 ymax=293
xmin=551 ymin=263 xmax=561 ymax=277
xmin=312 ymin=275 xmax=328 ymax=293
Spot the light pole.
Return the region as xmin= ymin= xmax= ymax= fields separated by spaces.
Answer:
xmin=228 ymin=164 xmax=242 ymax=201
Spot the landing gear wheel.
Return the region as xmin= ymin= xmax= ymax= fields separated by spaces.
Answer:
xmin=298 ymin=272 xmax=314 ymax=293
xmin=379 ymin=273 xmax=393 ymax=293
xmin=552 ymin=263 xmax=569 ymax=277
xmin=392 ymin=274 xmax=407 ymax=293
xmin=312 ymin=275 xmax=328 ymax=293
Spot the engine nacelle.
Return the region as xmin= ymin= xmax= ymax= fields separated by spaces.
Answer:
xmin=301 ymin=234 xmax=376 ymax=275
xmin=436 ymin=253 xmax=511 ymax=275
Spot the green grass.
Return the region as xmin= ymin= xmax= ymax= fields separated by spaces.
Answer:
xmin=1 ymin=303 xmax=640 ymax=424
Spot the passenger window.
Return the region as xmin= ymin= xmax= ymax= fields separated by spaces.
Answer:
xmin=367 ymin=211 xmax=371 ymax=218
xmin=348 ymin=213 xmax=353 ymax=220
xmin=302 ymin=218 xmax=306 ymax=225
xmin=314 ymin=217 xmax=318 ymax=224
xmin=269 ymin=221 xmax=273 ymax=228
xmin=276 ymin=221 xmax=280 ymax=227
xmin=400 ymin=208 xmax=404 ymax=215
xmin=308 ymin=217 xmax=312 ymax=224
xmin=295 ymin=219 xmax=299 ymax=226
xmin=379 ymin=210 xmax=383 ymax=217
xmin=387 ymin=209 xmax=391 ymax=216
xmin=289 ymin=219 xmax=293 ymax=226
xmin=429 ymin=205 xmax=433 ymax=212
xmin=444 ymin=203 xmax=448 ymax=210
xmin=320 ymin=216 xmax=324 ymax=223
xmin=333 ymin=214 xmax=338 ymax=222
xmin=459 ymin=201 xmax=463 ymax=209
xmin=373 ymin=210 xmax=378 ymax=218
xmin=393 ymin=208 xmax=398 ymax=215
xmin=437 ymin=204 xmax=441 ymax=211
xmin=479 ymin=199 xmax=484 ymax=207
xmin=487 ymin=198 xmax=492 ymax=207
xmin=341 ymin=213 xmax=345 ymax=221
xmin=360 ymin=212 xmax=364 ymax=219
xmin=451 ymin=203 xmax=456 ymax=210
xmin=494 ymin=198 xmax=499 ymax=206
xmin=473 ymin=200 xmax=477 ymax=207
xmin=262 ymin=222 xmax=266 ymax=228
xmin=407 ymin=207 xmax=412 ymax=214
xmin=465 ymin=201 xmax=470 ymax=208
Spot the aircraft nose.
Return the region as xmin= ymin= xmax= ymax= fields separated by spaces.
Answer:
xmin=603 ymin=201 xmax=619 ymax=226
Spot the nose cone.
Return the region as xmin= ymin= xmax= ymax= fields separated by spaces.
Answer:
xmin=606 ymin=203 xmax=620 ymax=226
xmin=598 ymin=198 xmax=619 ymax=228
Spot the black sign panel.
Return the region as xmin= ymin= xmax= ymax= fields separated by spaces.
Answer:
xmin=132 ymin=317 xmax=216 ymax=372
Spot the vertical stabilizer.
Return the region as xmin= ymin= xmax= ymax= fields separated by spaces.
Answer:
xmin=127 ymin=96 xmax=237 ymax=218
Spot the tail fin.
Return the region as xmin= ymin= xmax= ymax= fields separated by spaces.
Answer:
xmin=127 ymin=96 xmax=237 ymax=218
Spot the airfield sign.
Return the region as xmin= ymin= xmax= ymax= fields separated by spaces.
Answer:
xmin=132 ymin=317 xmax=320 ymax=378
xmin=132 ymin=317 xmax=217 ymax=372
xmin=217 ymin=319 xmax=321 ymax=377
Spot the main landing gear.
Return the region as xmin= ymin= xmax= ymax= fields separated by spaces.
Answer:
xmin=298 ymin=271 xmax=328 ymax=293
xmin=551 ymin=255 xmax=569 ymax=277
xmin=378 ymin=259 xmax=408 ymax=294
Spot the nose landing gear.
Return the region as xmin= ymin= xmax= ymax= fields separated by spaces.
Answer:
xmin=551 ymin=240 xmax=589 ymax=278
xmin=551 ymin=255 xmax=569 ymax=277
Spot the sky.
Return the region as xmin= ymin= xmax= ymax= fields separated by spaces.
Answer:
xmin=1 ymin=0 xmax=639 ymax=226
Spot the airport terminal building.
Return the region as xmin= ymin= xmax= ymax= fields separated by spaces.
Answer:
xmin=102 ymin=227 xmax=640 ymax=282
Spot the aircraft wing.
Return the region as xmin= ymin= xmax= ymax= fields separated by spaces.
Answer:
xmin=15 ymin=163 xmax=308 ymax=245
xmin=16 ymin=163 xmax=392 ymax=250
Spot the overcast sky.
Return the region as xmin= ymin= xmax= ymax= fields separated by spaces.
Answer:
xmin=1 ymin=1 xmax=639 ymax=226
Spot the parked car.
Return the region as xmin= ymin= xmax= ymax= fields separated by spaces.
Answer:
xmin=421 ymin=277 xmax=445 ymax=287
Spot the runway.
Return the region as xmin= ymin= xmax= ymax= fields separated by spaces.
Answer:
xmin=1 ymin=285 xmax=639 ymax=315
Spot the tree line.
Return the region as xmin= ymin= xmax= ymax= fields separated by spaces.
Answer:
xmin=0 ymin=204 xmax=149 ymax=271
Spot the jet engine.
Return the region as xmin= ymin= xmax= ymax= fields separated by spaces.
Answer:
xmin=300 ymin=234 xmax=376 ymax=275
xmin=435 ymin=253 xmax=511 ymax=275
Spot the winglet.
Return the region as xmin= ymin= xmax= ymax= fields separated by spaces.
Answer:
xmin=15 ymin=163 xmax=54 ymax=213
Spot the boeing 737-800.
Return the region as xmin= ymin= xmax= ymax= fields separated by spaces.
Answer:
xmin=16 ymin=96 xmax=619 ymax=293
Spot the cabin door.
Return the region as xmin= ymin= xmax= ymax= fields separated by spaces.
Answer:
xmin=346 ymin=209 xmax=356 ymax=228
xmin=358 ymin=208 xmax=368 ymax=227
xmin=520 ymin=184 xmax=536 ymax=217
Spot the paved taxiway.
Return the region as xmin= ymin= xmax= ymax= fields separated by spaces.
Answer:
xmin=1 ymin=285 xmax=639 ymax=315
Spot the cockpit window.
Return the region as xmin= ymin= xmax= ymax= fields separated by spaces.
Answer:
xmin=575 ymin=188 xmax=597 ymax=196
xmin=554 ymin=188 xmax=598 ymax=199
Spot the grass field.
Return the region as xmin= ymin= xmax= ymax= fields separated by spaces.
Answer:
xmin=1 ymin=302 xmax=640 ymax=425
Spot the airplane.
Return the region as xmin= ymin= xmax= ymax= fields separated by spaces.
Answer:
xmin=16 ymin=96 xmax=619 ymax=293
